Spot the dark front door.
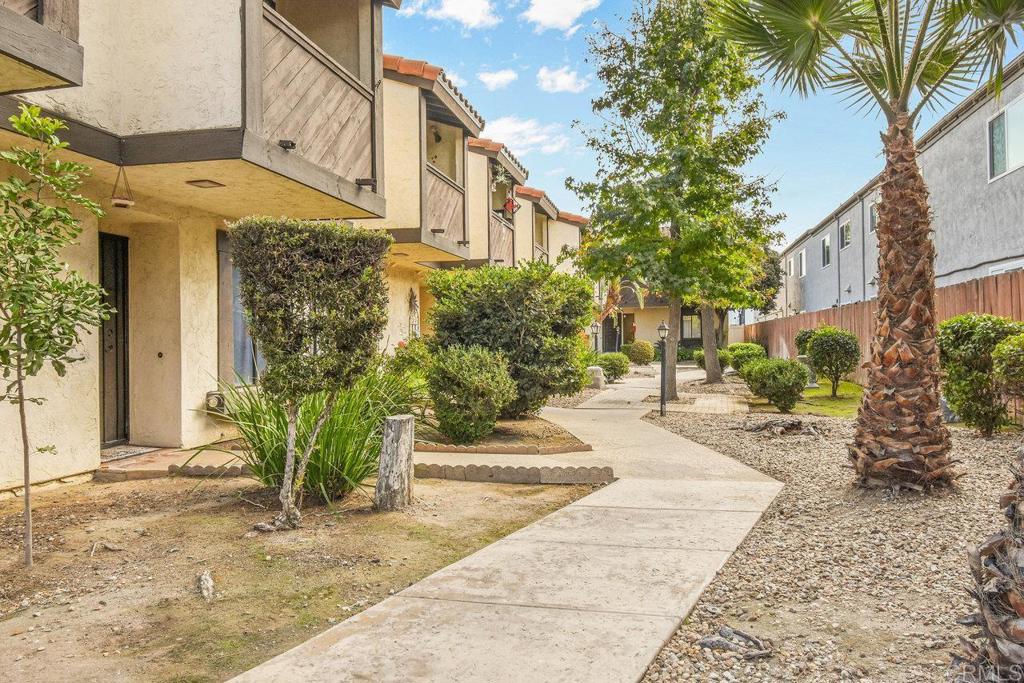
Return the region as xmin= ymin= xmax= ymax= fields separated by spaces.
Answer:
xmin=99 ymin=233 xmax=129 ymax=447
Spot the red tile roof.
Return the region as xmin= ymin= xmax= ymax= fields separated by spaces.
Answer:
xmin=468 ymin=137 xmax=528 ymax=180
xmin=383 ymin=54 xmax=482 ymax=130
xmin=557 ymin=211 xmax=589 ymax=227
xmin=515 ymin=186 xmax=547 ymax=201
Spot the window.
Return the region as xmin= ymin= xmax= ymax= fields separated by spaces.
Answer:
xmin=989 ymin=95 xmax=1024 ymax=179
xmin=839 ymin=221 xmax=852 ymax=249
xmin=821 ymin=234 xmax=831 ymax=267
xmin=426 ymin=121 xmax=463 ymax=184
xmin=869 ymin=202 xmax=879 ymax=233
xmin=786 ymin=257 xmax=794 ymax=277
xmin=681 ymin=314 xmax=702 ymax=340
xmin=218 ymin=232 xmax=265 ymax=385
xmin=798 ymin=249 xmax=806 ymax=278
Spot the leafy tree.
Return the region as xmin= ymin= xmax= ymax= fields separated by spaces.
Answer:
xmin=807 ymin=326 xmax=860 ymax=398
xmin=714 ymin=1 xmax=1024 ymax=487
xmin=753 ymin=248 xmax=784 ymax=316
xmin=0 ymin=105 xmax=107 ymax=566
xmin=427 ymin=262 xmax=592 ymax=417
xmin=229 ymin=217 xmax=391 ymax=529
xmin=572 ymin=0 xmax=783 ymax=393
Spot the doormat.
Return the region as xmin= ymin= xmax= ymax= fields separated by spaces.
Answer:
xmin=100 ymin=445 xmax=160 ymax=463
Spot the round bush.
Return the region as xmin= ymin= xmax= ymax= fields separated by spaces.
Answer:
xmin=795 ymin=328 xmax=816 ymax=356
xmin=427 ymin=345 xmax=516 ymax=444
xmin=994 ymin=333 xmax=1024 ymax=398
xmin=938 ymin=314 xmax=1024 ymax=436
xmin=743 ymin=358 xmax=808 ymax=412
xmin=625 ymin=339 xmax=656 ymax=365
xmin=693 ymin=349 xmax=704 ymax=368
xmin=806 ymin=326 xmax=859 ymax=397
xmin=596 ymin=352 xmax=630 ymax=382
xmin=728 ymin=342 xmax=767 ymax=374
xmin=718 ymin=349 xmax=733 ymax=370
xmin=389 ymin=336 xmax=432 ymax=377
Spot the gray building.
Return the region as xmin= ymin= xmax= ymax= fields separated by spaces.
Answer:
xmin=767 ymin=54 xmax=1024 ymax=320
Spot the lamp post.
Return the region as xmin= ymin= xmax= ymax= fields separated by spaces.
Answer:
xmin=658 ymin=320 xmax=669 ymax=417
xmin=590 ymin=321 xmax=600 ymax=352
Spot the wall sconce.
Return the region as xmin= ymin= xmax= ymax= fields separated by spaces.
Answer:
xmin=111 ymin=166 xmax=135 ymax=209
xmin=278 ymin=139 xmax=296 ymax=150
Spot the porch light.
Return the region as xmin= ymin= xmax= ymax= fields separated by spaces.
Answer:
xmin=278 ymin=139 xmax=296 ymax=150
xmin=355 ymin=177 xmax=377 ymax=191
xmin=590 ymin=321 xmax=600 ymax=336
xmin=111 ymin=165 xmax=135 ymax=209
xmin=186 ymin=179 xmax=225 ymax=189
xmin=658 ymin=321 xmax=669 ymax=340
xmin=658 ymin=320 xmax=669 ymax=417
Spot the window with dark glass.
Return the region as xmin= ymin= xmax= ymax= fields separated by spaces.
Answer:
xmin=681 ymin=314 xmax=702 ymax=340
xmin=821 ymin=234 xmax=831 ymax=267
xmin=839 ymin=221 xmax=852 ymax=249
xmin=989 ymin=98 xmax=1024 ymax=179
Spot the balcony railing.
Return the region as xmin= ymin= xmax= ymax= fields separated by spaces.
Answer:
xmin=534 ymin=245 xmax=549 ymax=263
xmin=1 ymin=0 xmax=78 ymax=40
xmin=260 ymin=5 xmax=373 ymax=183
xmin=425 ymin=164 xmax=465 ymax=242
xmin=489 ymin=212 xmax=514 ymax=265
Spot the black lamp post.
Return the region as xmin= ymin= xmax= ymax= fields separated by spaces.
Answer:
xmin=590 ymin=321 xmax=600 ymax=352
xmin=658 ymin=320 xmax=669 ymax=417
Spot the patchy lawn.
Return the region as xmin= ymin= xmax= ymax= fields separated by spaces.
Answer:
xmin=750 ymin=380 xmax=863 ymax=418
xmin=0 ymin=476 xmax=590 ymax=682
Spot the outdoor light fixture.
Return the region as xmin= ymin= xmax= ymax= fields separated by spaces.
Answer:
xmin=590 ymin=321 xmax=600 ymax=352
xmin=355 ymin=177 xmax=377 ymax=191
xmin=658 ymin=320 xmax=669 ymax=417
xmin=457 ymin=240 xmax=470 ymax=246
xmin=492 ymin=258 xmax=505 ymax=264
xmin=186 ymin=179 xmax=225 ymax=189
xmin=278 ymin=139 xmax=296 ymax=150
xmin=430 ymin=228 xmax=445 ymax=234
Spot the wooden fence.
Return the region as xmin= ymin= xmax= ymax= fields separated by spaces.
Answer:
xmin=743 ymin=270 xmax=1024 ymax=386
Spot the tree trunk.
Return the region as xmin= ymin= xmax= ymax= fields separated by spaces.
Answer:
xmin=848 ymin=114 xmax=952 ymax=490
xmin=15 ymin=339 xmax=32 ymax=567
xmin=293 ymin=389 xmax=340 ymax=507
xmin=701 ymin=303 xmax=723 ymax=384
xmin=374 ymin=415 xmax=416 ymax=511
xmin=666 ymin=295 xmax=681 ymax=400
xmin=274 ymin=402 xmax=302 ymax=528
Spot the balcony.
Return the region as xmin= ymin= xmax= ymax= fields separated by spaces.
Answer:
xmin=489 ymin=213 xmax=514 ymax=265
xmin=0 ymin=0 xmax=83 ymax=94
xmin=425 ymin=164 xmax=465 ymax=243
xmin=533 ymin=245 xmax=549 ymax=264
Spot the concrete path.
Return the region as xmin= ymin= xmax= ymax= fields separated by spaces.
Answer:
xmin=232 ymin=371 xmax=782 ymax=683
xmin=673 ymin=394 xmax=749 ymax=415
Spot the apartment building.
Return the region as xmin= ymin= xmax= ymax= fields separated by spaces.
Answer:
xmin=769 ymin=54 xmax=1024 ymax=320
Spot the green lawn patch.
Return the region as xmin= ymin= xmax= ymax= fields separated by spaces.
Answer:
xmin=750 ymin=380 xmax=862 ymax=418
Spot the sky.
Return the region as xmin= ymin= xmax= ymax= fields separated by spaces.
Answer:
xmin=383 ymin=0 xmax=1019 ymax=247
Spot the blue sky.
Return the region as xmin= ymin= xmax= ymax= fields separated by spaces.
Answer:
xmin=384 ymin=1 xmax=1018 ymax=247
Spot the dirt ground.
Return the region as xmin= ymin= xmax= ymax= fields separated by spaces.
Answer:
xmin=418 ymin=414 xmax=585 ymax=449
xmin=0 ymin=476 xmax=590 ymax=682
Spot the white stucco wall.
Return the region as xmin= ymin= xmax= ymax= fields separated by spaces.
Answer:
xmin=466 ymin=152 xmax=489 ymax=261
xmin=549 ymin=219 xmax=580 ymax=273
xmin=26 ymin=0 xmax=244 ymax=135
xmin=513 ymin=201 xmax=535 ymax=265
xmin=382 ymin=263 xmax=425 ymax=350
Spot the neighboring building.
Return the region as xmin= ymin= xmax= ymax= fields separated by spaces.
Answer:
xmin=551 ymin=211 xmax=587 ymax=273
xmin=769 ymin=54 xmax=1024 ymax=320
xmin=0 ymin=0 xmax=400 ymax=489
xmin=599 ymin=288 xmax=725 ymax=354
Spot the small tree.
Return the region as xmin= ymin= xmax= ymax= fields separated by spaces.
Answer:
xmin=428 ymin=262 xmax=592 ymax=417
xmin=230 ymin=217 xmax=391 ymax=529
xmin=994 ymin=333 xmax=1024 ymax=399
xmin=794 ymin=328 xmax=816 ymax=356
xmin=0 ymin=105 xmax=107 ymax=566
xmin=807 ymin=326 xmax=860 ymax=398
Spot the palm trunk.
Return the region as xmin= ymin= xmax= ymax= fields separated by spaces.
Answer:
xmin=848 ymin=114 xmax=952 ymax=490
xmin=15 ymin=335 xmax=32 ymax=567
xmin=701 ymin=303 xmax=723 ymax=384
xmin=666 ymin=295 xmax=681 ymax=400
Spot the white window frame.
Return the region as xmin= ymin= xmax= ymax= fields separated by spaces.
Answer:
xmin=786 ymin=257 xmax=794 ymax=277
xmin=839 ymin=221 xmax=852 ymax=250
xmin=988 ymin=91 xmax=1024 ymax=183
xmin=821 ymin=234 xmax=831 ymax=268
xmin=990 ymin=258 xmax=1024 ymax=275
xmin=798 ymin=249 xmax=806 ymax=278
xmin=868 ymin=201 xmax=879 ymax=233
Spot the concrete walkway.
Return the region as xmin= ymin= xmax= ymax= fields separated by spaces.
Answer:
xmin=232 ymin=371 xmax=782 ymax=683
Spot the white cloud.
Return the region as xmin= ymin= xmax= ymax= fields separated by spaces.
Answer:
xmin=537 ymin=65 xmax=590 ymax=93
xmin=445 ymin=70 xmax=468 ymax=88
xmin=484 ymin=116 xmax=570 ymax=156
xmin=521 ymin=0 xmax=600 ymax=33
xmin=478 ymin=68 xmax=518 ymax=91
xmin=415 ymin=0 xmax=501 ymax=29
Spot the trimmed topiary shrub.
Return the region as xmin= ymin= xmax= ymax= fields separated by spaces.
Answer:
xmin=795 ymin=328 xmax=816 ymax=356
xmin=994 ymin=333 xmax=1024 ymax=398
xmin=428 ymin=262 xmax=592 ymax=417
xmin=728 ymin=342 xmax=767 ymax=375
xmin=596 ymin=352 xmax=630 ymax=382
xmin=938 ymin=314 xmax=1024 ymax=436
xmin=806 ymin=325 xmax=860 ymax=397
xmin=427 ymin=345 xmax=516 ymax=444
xmin=743 ymin=358 xmax=808 ymax=412
xmin=624 ymin=339 xmax=656 ymax=365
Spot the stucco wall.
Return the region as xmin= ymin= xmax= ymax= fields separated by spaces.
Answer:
xmin=382 ymin=264 xmax=424 ymax=350
xmin=0 ymin=210 xmax=101 ymax=489
xmin=466 ymin=152 xmax=489 ymax=261
xmin=513 ymin=201 xmax=535 ymax=266
xmin=549 ymin=219 xmax=580 ymax=274
xmin=26 ymin=0 xmax=243 ymax=136
xmin=358 ymin=79 xmax=421 ymax=232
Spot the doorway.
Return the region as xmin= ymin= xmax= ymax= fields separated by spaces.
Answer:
xmin=99 ymin=233 xmax=129 ymax=448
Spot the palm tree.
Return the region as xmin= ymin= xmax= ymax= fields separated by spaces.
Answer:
xmin=714 ymin=0 xmax=1024 ymax=490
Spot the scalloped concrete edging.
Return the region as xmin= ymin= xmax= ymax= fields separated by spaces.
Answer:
xmin=414 ymin=463 xmax=614 ymax=485
xmin=169 ymin=464 xmax=251 ymax=478
xmin=415 ymin=441 xmax=593 ymax=455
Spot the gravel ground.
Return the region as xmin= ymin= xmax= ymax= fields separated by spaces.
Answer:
xmin=546 ymin=388 xmax=601 ymax=409
xmin=677 ymin=375 xmax=750 ymax=396
xmin=641 ymin=413 xmax=1020 ymax=682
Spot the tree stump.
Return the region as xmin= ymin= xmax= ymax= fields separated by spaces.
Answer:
xmin=374 ymin=415 xmax=415 ymax=511
xmin=587 ymin=366 xmax=605 ymax=389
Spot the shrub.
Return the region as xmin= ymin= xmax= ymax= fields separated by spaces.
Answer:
xmin=994 ymin=333 xmax=1024 ymax=397
xmin=743 ymin=358 xmax=808 ymax=412
xmin=795 ymin=328 xmax=816 ymax=356
xmin=427 ymin=346 xmax=516 ymax=444
xmin=693 ymin=348 xmax=704 ymax=368
xmin=938 ymin=314 xmax=1024 ymax=436
xmin=215 ymin=363 xmax=424 ymax=502
xmin=428 ymin=262 xmax=592 ymax=417
xmin=694 ymin=348 xmax=732 ymax=370
xmin=806 ymin=325 xmax=860 ymax=397
xmin=728 ymin=342 xmax=768 ymax=374
xmin=596 ymin=352 xmax=630 ymax=382
xmin=389 ymin=336 xmax=432 ymax=378
xmin=624 ymin=339 xmax=656 ymax=365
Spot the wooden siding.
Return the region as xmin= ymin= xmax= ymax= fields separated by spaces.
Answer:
xmin=425 ymin=165 xmax=464 ymax=242
xmin=261 ymin=11 xmax=373 ymax=183
xmin=1 ymin=0 xmax=36 ymax=18
xmin=533 ymin=246 xmax=548 ymax=264
xmin=0 ymin=0 xmax=80 ymax=41
xmin=744 ymin=270 xmax=1024 ymax=385
xmin=489 ymin=213 xmax=513 ymax=265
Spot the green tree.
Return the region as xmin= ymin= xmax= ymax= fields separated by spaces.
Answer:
xmin=229 ymin=217 xmax=391 ymax=529
xmin=573 ymin=0 xmax=783 ymax=393
xmin=714 ymin=1 xmax=1024 ymax=488
xmin=807 ymin=326 xmax=861 ymax=398
xmin=0 ymin=105 xmax=107 ymax=566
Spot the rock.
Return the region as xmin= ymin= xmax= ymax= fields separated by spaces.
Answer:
xmin=197 ymin=569 xmax=215 ymax=602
